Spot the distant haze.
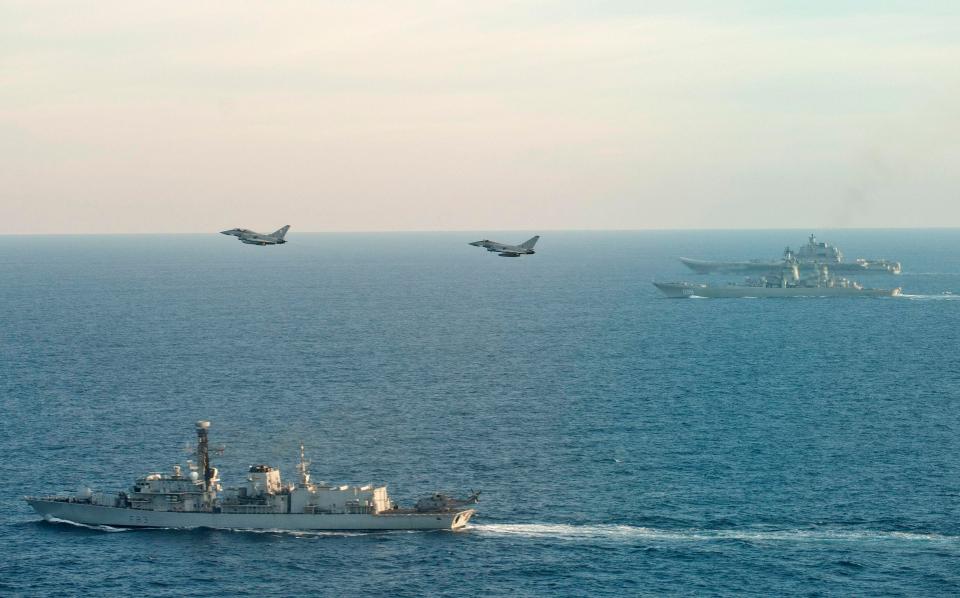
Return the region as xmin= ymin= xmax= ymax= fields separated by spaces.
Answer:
xmin=2 ymin=1 xmax=959 ymax=234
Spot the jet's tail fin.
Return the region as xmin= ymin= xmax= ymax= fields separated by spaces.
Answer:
xmin=519 ymin=235 xmax=539 ymax=250
xmin=271 ymin=225 xmax=291 ymax=239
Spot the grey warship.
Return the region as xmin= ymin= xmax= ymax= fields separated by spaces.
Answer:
xmin=680 ymin=234 xmax=901 ymax=275
xmin=26 ymin=421 xmax=478 ymax=531
xmin=655 ymin=261 xmax=901 ymax=298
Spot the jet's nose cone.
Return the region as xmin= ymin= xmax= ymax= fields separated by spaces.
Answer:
xmin=469 ymin=241 xmax=482 ymax=246
xmin=220 ymin=230 xmax=233 ymax=235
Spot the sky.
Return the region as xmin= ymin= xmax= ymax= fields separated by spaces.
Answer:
xmin=1 ymin=1 xmax=958 ymax=234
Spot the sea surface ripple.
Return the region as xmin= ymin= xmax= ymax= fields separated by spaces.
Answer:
xmin=1 ymin=229 xmax=959 ymax=596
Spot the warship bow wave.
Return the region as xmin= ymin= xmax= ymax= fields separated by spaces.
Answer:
xmin=26 ymin=421 xmax=478 ymax=531
xmin=655 ymin=262 xmax=901 ymax=298
xmin=680 ymin=234 xmax=901 ymax=275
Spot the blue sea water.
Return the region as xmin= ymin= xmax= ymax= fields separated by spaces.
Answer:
xmin=1 ymin=229 xmax=959 ymax=596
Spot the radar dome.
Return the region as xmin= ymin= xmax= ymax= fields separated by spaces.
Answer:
xmin=190 ymin=471 xmax=199 ymax=481
xmin=76 ymin=487 xmax=93 ymax=499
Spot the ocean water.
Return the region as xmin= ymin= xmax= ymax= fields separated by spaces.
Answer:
xmin=1 ymin=229 xmax=959 ymax=596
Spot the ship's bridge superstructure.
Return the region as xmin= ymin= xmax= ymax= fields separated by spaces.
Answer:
xmin=125 ymin=464 xmax=216 ymax=512
xmin=118 ymin=421 xmax=223 ymax=513
xmin=797 ymin=234 xmax=843 ymax=263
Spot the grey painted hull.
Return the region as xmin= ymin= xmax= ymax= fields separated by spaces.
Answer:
xmin=654 ymin=282 xmax=901 ymax=299
xmin=27 ymin=498 xmax=474 ymax=531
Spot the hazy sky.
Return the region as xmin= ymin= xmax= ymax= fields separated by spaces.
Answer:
xmin=2 ymin=1 xmax=958 ymax=233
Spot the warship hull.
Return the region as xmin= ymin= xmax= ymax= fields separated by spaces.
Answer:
xmin=27 ymin=498 xmax=474 ymax=531
xmin=654 ymin=282 xmax=901 ymax=299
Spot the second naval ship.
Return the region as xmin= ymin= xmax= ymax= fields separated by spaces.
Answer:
xmin=680 ymin=234 xmax=901 ymax=275
xmin=26 ymin=421 xmax=478 ymax=531
xmin=655 ymin=261 xmax=901 ymax=298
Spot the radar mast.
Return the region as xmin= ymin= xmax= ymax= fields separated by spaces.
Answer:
xmin=195 ymin=421 xmax=214 ymax=491
xmin=296 ymin=441 xmax=311 ymax=487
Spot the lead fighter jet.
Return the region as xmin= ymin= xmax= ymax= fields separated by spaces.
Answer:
xmin=220 ymin=225 xmax=290 ymax=246
xmin=469 ymin=235 xmax=539 ymax=257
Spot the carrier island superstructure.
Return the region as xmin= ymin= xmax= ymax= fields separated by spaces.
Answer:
xmin=25 ymin=421 xmax=478 ymax=531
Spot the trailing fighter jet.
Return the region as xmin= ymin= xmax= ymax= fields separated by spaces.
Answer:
xmin=468 ymin=235 xmax=539 ymax=257
xmin=220 ymin=225 xmax=290 ymax=246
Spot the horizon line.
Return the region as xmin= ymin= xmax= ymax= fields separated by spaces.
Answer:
xmin=2 ymin=225 xmax=960 ymax=237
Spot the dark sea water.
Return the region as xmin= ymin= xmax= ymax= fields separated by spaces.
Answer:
xmin=2 ymin=229 xmax=959 ymax=596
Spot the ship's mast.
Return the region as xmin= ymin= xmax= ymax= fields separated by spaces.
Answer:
xmin=196 ymin=421 xmax=214 ymax=491
xmin=296 ymin=441 xmax=311 ymax=487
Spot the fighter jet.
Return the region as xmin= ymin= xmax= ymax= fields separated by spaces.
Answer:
xmin=469 ymin=235 xmax=539 ymax=257
xmin=220 ymin=225 xmax=290 ymax=246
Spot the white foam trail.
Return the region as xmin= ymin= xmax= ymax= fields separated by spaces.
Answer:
xmin=44 ymin=518 xmax=419 ymax=537
xmin=898 ymin=293 xmax=960 ymax=301
xmin=468 ymin=523 xmax=960 ymax=545
xmin=45 ymin=516 xmax=130 ymax=533
xmin=226 ymin=528 xmax=373 ymax=538
xmin=42 ymin=516 xmax=956 ymax=545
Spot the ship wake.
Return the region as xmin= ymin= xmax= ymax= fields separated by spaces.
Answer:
xmin=469 ymin=523 xmax=960 ymax=545
xmin=898 ymin=293 xmax=960 ymax=300
xmin=41 ymin=518 xmax=426 ymax=537
xmin=225 ymin=528 xmax=391 ymax=538
xmin=44 ymin=516 xmax=131 ymax=533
